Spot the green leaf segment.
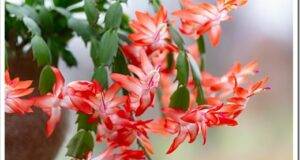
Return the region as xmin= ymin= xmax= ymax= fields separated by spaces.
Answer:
xmin=38 ymin=65 xmax=55 ymax=95
xmin=66 ymin=130 xmax=94 ymax=159
xmin=31 ymin=35 xmax=52 ymax=66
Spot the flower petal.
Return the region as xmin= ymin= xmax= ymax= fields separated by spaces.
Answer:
xmin=34 ymin=95 xmax=59 ymax=116
xmin=208 ymin=25 xmax=221 ymax=47
xmin=166 ymin=129 xmax=187 ymax=154
xmin=51 ymin=67 xmax=65 ymax=96
xmin=46 ymin=107 xmax=61 ymax=137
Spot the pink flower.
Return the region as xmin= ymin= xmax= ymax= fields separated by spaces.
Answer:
xmin=173 ymin=0 xmax=247 ymax=46
xmin=5 ymin=70 xmax=34 ymax=114
xmin=129 ymin=6 xmax=176 ymax=53
xmin=111 ymin=52 xmax=160 ymax=116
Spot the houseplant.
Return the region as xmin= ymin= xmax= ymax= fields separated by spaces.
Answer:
xmin=5 ymin=0 xmax=269 ymax=159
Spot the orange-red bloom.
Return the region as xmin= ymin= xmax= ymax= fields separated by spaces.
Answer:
xmin=163 ymin=108 xmax=200 ymax=154
xmin=64 ymin=78 xmax=154 ymax=158
xmin=129 ymin=6 xmax=176 ymax=53
xmin=202 ymin=60 xmax=259 ymax=98
xmin=150 ymin=60 xmax=268 ymax=154
xmin=173 ymin=0 xmax=247 ymax=46
xmin=69 ymin=81 xmax=128 ymax=127
xmin=5 ymin=70 xmax=34 ymax=114
xmin=92 ymin=112 xmax=153 ymax=160
xmin=122 ymin=44 xmax=145 ymax=66
xmin=111 ymin=52 xmax=160 ymax=116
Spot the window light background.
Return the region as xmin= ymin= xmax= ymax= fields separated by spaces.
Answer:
xmin=9 ymin=0 xmax=293 ymax=159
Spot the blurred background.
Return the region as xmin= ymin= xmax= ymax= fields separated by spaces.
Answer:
xmin=7 ymin=0 xmax=293 ymax=159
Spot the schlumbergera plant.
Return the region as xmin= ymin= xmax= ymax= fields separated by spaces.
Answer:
xmin=5 ymin=0 xmax=270 ymax=159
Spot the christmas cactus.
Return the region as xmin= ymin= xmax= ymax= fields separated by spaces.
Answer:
xmin=5 ymin=0 xmax=269 ymax=159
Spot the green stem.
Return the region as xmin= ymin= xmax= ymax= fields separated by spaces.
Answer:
xmin=197 ymin=82 xmax=206 ymax=105
xmin=149 ymin=0 xmax=161 ymax=11
xmin=197 ymin=36 xmax=206 ymax=71
xmin=196 ymin=36 xmax=206 ymax=103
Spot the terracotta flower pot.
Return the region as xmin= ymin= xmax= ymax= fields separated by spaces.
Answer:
xmin=5 ymin=54 xmax=69 ymax=160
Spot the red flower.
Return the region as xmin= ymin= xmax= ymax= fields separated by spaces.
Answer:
xmin=5 ymin=70 xmax=34 ymax=114
xmin=121 ymin=44 xmax=145 ymax=66
xmin=67 ymin=81 xmax=128 ymax=125
xmin=96 ymin=118 xmax=153 ymax=149
xmin=162 ymin=108 xmax=200 ymax=154
xmin=150 ymin=104 xmax=240 ymax=154
xmin=34 ymin=67 xmax=70 ymax=137
xmin=220 ymin=76 xmax=270 ymax=118
xmin=122 ymin=44 xmax=169 ymax=69
xmin=66 ymin=80 xmax=154 ymax=155
xmin=94 ymin=118 xmax=153 ymax=160
xmin=181 ymin=105 xmax=238 ymax=143
xmin=173 ymin=0 xmax=247 ymax=46
xmin=65 ymin=80 xmax=100 ymax=114
xmin=149 ymin=60 xmax=268 ymax=154
xmin=129 ymin=6 xmax=176 ymax=53
xmin=111 ymin=52 xmax=160 ymax=116
xmin=202 ymin=60 xmax=259 ymax=98
xmin=90 ymin=144 xmax=145 ymax=160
